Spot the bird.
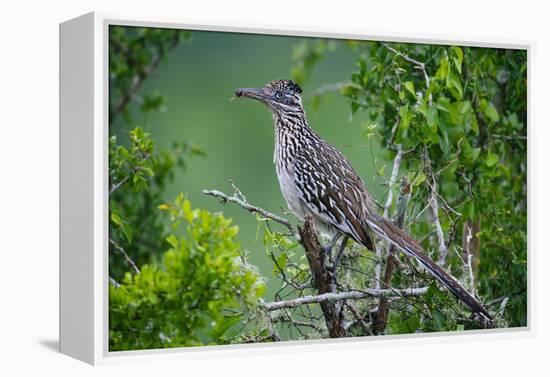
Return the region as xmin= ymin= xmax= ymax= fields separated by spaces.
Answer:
xmin=235 ymin=79 xmax=492 ymax=320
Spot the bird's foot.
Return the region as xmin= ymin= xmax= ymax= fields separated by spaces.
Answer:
xmin=328 ymin=236 xmax=349 ymax=282
xmin=321 ymin=244 xmax=334 ymax=270
xmin=321 ymin=233 xmax=341 ymax=269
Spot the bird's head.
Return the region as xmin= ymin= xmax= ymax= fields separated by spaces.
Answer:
xmin=235 ymin=79 xmax=303 ymax=115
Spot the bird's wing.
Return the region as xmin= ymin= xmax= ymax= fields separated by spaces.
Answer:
xmin=294 ymin=140 xmax=491 ymax=318
xmin=293 ymin=140 xmax=374 ymax=249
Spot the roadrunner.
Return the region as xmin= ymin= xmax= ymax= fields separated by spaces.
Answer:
xmin=235 ymin=79 xmax=491 ymax=319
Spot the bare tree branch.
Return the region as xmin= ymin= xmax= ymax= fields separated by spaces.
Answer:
xmin=299 ymin=216 xmax=346 ymax=337
xmin=262 ymin=286 xmax=428 ymax=311
xmin=431 ymin=191 xmax=448 ymax=265
xmin=110 ymin=176 xmax=131 ymax=196
xmin=345 ymin=301 xmax=372 ymax=334
xmin=373 ymin=176 xmax=411 ymax=334
xmin=383 ymin=144 xmax=404 ymax=218
xmin=109 ymin=276 xmax=121 ymax=288
xmin=109 ymin=238 xmax=141 ymax=274
xmin=375 ymin=144 xmax=403 ymax=290
xmin=491 ymin=133 xmax=527 ymax=141
xmin=498 ymin=297 xmax=509 ymax=317
xmin=421 ymin=148 xmax=449 ymax=266
xmin=202 ymin=189 xmax=295 ymax=234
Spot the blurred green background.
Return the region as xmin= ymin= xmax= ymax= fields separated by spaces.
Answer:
xmin=111 ymin=30 xmax=386 ymax=299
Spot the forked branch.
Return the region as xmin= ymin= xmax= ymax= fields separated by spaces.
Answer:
xmin=202 ymin=188 xmax=295 ymax=234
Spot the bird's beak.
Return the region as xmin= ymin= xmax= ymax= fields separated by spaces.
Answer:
xmin=235 ymin=87 xmax=271 ymax=102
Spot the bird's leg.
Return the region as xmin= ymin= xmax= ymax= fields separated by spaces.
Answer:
xmin=332 ymin=236 xmax=349 ymax=272
xmin=322 ymin=233 xmax=342 ymax=267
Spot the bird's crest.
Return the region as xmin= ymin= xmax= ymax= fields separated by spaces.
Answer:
xmin=266 ymin=79 xmax=302 ymax=94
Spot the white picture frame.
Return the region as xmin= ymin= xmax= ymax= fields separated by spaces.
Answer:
xmin=59 ymin=11 xmax=533 ymax=365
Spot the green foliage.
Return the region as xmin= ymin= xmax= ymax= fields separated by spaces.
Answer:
xmin=339 ymin=42 xmax=527 ymax=327
xmin=110 ymin=195 xmax=266 ymax=350
xmin=292 ymin=40 xmax=526 ymax=330
xmin=109 ymin=26 xmax=239 ymax=350
xmin=108 ymin=26 xmax=204 ymax=280
xmin=109 ymin=126 xmax=205 ymax=278
xmin=109 ymin=26 xmax=191 ymax=123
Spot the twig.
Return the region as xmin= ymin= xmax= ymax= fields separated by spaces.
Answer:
xmin=382 ymin=43 xmax=432 ymax=105
xmin=269 ymin=251 xmax=311 ymax=290
xmin=487 ymin=295 xmax=511 ymax=306
xmin=109 ymin=276 xmax=121 ymax=288
xmin=445 ymin=216 xmax=461 ymax=250
xmin=492 ymin=133 xmax=527 ymax=141
xmin=375 ymin=144 xmax=403 ymax=290
xmin=422 ymin=148 xmax=449 ymax=266
xmin=345 ymin=301 xmax=372 ymax=334
xmin=110 ymin=34 xmax=181 ymax=123
xmin=109 ymin=144 xmax=152 ymax=196
xmin=383 ymin=144 xmax=404 ymax=218
xmin=272 ymin=313 xmax=323 ymax=333
xmin=309 ymin=81 xmax=358 ymax=98
xmin=229 ymin=179 xmax=247 ymax=202
xmin=262 ymin=287 xmax=428 ymax=311
xmin=431 ymin=192 xmax=449 ymax=266
xmin=264 ymin=312 xmax=282 ymax=342
xmin=498 ymin=297 xmax=509 ymax=317
xmin=373 ymin=176 xmax=411 ymax=334
xmin=109 ymin=176 xmax=131 ymax=196
xmin=406 ymin=201 xmax=432 ymax=229
xmin=417 ymin=229 xmax=437 ymax=244
xmin=464 ymin=225 xmax=476 ymax=294
xmin=202 ymin=189 xmax=295 ymax=234
xmin=425 ymin=178 xmax=463 ymax=218
xmin=109 ymin=238 xmax=140 ymax=274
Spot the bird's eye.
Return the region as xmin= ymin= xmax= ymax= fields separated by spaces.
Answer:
xmin=276 ymin=92 xmax=283 ymax=99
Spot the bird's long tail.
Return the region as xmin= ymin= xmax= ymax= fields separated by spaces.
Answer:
xmin=365 ymin=213 xmax=492 ymax=319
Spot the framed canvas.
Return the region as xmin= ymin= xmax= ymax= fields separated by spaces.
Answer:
xmin=59 ymin=12 xmax=532 ymax=365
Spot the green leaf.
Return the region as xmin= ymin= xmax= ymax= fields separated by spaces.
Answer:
xmin=484 ymin=103 xmax=500 ymax=122
xmin=426 ymin=106 xmax=439 ymax=132
xmin=121 ymin=222 xmax=133 ymax=244
xmin=432 ymin=311 xmax=445 ymax=331
xmin=377 ymin=165 xmax=386 ymax=177
xmin=399 ymin=105 xmax=412 ymax=130
xmin=437 ymin=99 xmax=459 ymax=125
xmin=462 ymin=139 xmax=481 ymax=163
xmin=446 ymin=71 xmax=463 ymax=100
xmin=486 ymin=152 xmax=500 ymax=167
xmin=451 ymin=46 xmax=463 ymax=74
xmin=411 ymin=171 xmax=426 ymax=187
xmin=403 ymin=81 xmax=416 ymax=97
xmin=469 ymin=147 xmax=481 ymax=163
xmin=166 ymin=234 xmax=179 ymax=248
xmin=141 ymin=166 xmax=155 ymax=177
xmin=435 ymin=56 xmax=449 ymax=80
xmin=111 ymin=212 xmax=123 ymax=226
xmin=276 ymin=253 xmax=288 ymax=270
xmin=405 ymin=315 xmax=420 ymax=332
xmin=215 ymin=315 xmax=243 ymax=338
